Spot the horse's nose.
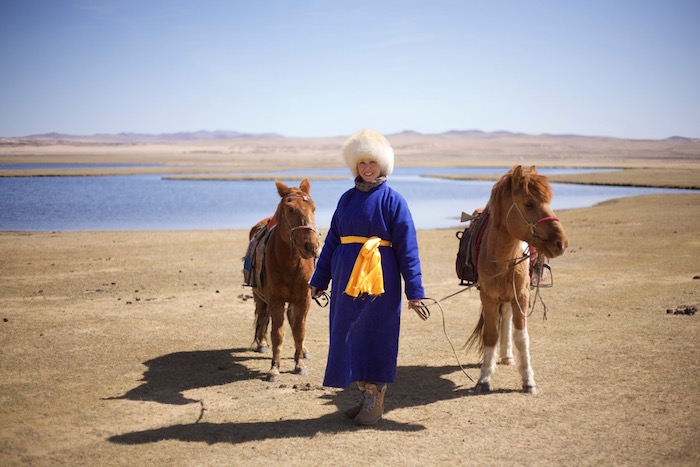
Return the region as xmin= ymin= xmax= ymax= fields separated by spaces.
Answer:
xmin=304 ymin=241 xmax=318 ymax=258
xmin=557 ymin=237 xmax=568 ymax=254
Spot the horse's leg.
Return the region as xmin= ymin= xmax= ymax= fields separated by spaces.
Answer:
xmin=511 ymin=296 xmax=537 ymax=394
xmin=287 ymin=298 xmax=310 ymax=376
xmin=476 ymin=300 xmax=500 ymax=393
xmin=499 ymin=304 xmax=514 ymax=365
xmin=266 ymin=298 xmax=285 ymax=382
xmin=286 ymin=304 xmax=311 ymax=360
xmin=252 ymin=290 xmax=269 ymax=353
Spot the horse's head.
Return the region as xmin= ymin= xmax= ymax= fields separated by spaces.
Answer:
xmin=274 ymin=178 xmax=319 ymax=259
xmin=493 ymin=165 xmax=568 ymax=258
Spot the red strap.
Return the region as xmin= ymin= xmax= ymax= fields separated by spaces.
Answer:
xmin=535 ymin=216 xmax=559 ymax=225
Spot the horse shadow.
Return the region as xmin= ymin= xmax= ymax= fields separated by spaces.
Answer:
xmin=104 ymin=347 xmax=267 ymax=405
xmin=107 ymin=347 xmax=519 ymax=445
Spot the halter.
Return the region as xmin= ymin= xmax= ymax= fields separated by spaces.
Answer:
xmin=506 ymin=201 xmax=559 ymax=237
xmin=281 ymin=194 xmax=320 ymax=258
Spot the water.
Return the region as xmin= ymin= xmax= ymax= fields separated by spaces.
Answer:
xmin=0 ymin=167 xmax=693 ymax=231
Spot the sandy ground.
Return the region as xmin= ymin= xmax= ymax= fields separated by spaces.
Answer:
xmin=1 ymin=138 xmax=699 ymax=465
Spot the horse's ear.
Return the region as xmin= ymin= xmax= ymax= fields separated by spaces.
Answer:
xmin=275 ymin=179 xmax=290 ymax=197
xmin=511 ymin=165 xmax=524 ymax=192
xmin=300 ymin=178 xmax=311 ymax=195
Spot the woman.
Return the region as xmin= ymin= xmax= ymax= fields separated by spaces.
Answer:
xmin=309 ymin=129 xmax=425 ymax=425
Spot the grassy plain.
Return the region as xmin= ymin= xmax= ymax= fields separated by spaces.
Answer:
xmin=0 ymin=133 xmax=698 ymax=465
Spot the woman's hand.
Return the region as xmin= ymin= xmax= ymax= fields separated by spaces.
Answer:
xmin=408 ymin=298 xmax=430 ymax=320
xmin=309 ymin=285 xmax=323 ymax=298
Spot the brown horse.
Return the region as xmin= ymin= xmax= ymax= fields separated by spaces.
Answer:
xmin=247 ymin=179 xmax=319 ymax=382
xmin=466 ymin=165 xmax=568 ymax=394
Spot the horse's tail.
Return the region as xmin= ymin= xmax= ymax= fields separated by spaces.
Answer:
xmin=464 ymin=308 xmax=485 ymax=357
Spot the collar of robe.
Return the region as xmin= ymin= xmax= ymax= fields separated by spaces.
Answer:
xmin=354 ymin=175 xmax=387 ymax=192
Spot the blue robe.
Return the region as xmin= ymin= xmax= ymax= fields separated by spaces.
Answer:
xmin=310 ymin=181 xmax=425 ymax=388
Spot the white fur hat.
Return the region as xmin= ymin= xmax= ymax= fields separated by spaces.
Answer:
xmin=342 ymin=129 xmax=394 ymax=177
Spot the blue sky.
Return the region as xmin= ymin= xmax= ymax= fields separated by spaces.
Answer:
xmin=1 ymin=0 xmax=698 ymax=139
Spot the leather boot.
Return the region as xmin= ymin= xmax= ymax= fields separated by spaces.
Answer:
xmin=354 ymin=383 xmax=386 ymax=425
xmin=344 ymin=381 xmax=366 ymax=419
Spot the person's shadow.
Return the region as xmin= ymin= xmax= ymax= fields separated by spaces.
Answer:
xmin=107 ymin=347 xmax=513 ymax=445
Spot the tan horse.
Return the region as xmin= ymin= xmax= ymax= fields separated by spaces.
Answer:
xmin=466 ymin=166 xmax=568 ymax=394
xmin=248 ymin=179 xmax=319 ymax=382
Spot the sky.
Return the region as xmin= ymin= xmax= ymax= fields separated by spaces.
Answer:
xmin=1 ymin=0 xmax=699 ymax=139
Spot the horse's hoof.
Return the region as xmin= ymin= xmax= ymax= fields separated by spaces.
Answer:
xmin=523 ymin=385 xmax=538 ymax=395
xmin=295 ymin=367 xmax=308 ymax=376
xmin=303 ymin=352 xmax=312 ymax=360
xmin=499 ymin=357 xmax=514 ymax=366
xmin=475 ymin=382 xmax=491 ymax=394
xmin=266 ymin=368 xmax=280 ymax=382
xmin=255 ymin=345 xmax=268 ymax=353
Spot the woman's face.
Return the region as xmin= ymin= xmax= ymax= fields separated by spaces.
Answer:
xmin=357 ymin=159 xmax=381 ymax=183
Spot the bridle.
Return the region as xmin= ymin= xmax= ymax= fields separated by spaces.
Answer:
xmin=281 ymin=193 xmax=320 ymax=258
xmin=506 ymin=200 xmax=559 ymax=237
xmin=289 ymin=224 xmax=320 ymax=257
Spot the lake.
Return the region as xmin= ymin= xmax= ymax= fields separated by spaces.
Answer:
xmin=0 ymin=167 xmax=692 ymax=231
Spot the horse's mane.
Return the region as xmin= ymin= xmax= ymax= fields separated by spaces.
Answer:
xmin=489 ymin=166 xmax=553 ymax=222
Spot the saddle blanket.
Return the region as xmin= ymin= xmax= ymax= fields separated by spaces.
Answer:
xmin=243 ymin=221 xmax=276 ymax=288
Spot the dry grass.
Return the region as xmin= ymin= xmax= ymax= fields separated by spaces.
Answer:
xmin=1 ymin=192 xmax=699 ymax=466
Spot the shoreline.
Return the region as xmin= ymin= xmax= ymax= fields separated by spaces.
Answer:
xmin=1 ymin=166 xmax=699 ymax=190
xmin=429 ymin=170 xmax=700 ymax=190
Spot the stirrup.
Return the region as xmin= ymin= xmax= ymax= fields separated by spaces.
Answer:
xmin=531 ymin=263 xmax=553 ymax=289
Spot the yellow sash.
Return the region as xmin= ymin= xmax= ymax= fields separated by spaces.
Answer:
xmin=341 ymin=236 xmax=392 ymax=297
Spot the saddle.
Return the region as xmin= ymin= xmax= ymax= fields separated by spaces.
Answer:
xmin=455 ymin=206 xmax=553 ymax=288
xmin=243 ymin=218 xmax=276 ymax=288
xmin=455 ymin=206 xmax=489 ymax=286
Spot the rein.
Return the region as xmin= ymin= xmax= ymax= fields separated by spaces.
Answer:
xmin=411 ymin=295 xmax=476 ymax=384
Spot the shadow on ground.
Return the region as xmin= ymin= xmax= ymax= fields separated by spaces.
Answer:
xmin=107 ymin=347 xmax=517 ymax=445
xmin=104 ymin=347 xmax=267 ymax=405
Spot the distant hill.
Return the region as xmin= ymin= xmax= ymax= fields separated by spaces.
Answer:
xmin=1 ymin=129 xmax=696 ymax=145
xmin=8 ymin=130 xmax=283 ymax=144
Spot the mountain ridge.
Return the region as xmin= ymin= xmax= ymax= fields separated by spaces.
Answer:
xmin=1 ymin=129 xmax=695 ymax=144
